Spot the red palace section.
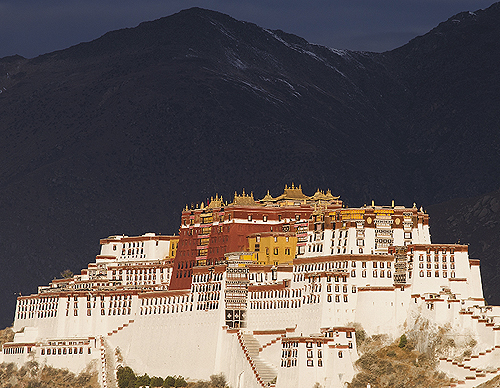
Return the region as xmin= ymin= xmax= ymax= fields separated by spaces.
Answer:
xmin=169 ymin=186 xmax=342 ymax=290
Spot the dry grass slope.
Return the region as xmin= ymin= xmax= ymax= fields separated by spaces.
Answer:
xmin=0 ymin=362 xmax=99 ymax=388
xmin=348 ymin=334 xmax=453 ymax=388
xmin=476 ymin=374 xmax=500 ymax=388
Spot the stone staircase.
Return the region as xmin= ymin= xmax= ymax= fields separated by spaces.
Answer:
xmin=259 ymin=335 xmax=284 ymax=353
xmin=440 ymin=353 xmax=500 ymax=387
xmin=103 ymin=339 xmax=117 ymax=388
xmin=439 ymin=304 xmax=500 ymax=387
xmin=237 ymin=331 xmax=278 ymax=387
xmin=107 ymin=319 xmax=135 ymax=337
xmin=98 ymin=336 xmax=108 ymax=388
xmin=100 ymin=319 xmax=135 ymax=388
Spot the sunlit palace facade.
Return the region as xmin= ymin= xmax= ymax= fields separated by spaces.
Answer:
xmin=2 ymin=185 xmax=498 ymax=388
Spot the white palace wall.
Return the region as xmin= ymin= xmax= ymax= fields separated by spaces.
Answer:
xmin=3 ymin=219 xmax=498 ymax=388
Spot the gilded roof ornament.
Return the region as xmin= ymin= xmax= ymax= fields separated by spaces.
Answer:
xmin=207 ymin=193 xmax=224 ymax=209
xmin=261 ymin=190 xmax=275 ymax=202
xmin=231 ymin=189 xmax=260 ymax=206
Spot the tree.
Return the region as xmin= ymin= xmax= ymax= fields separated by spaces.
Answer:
xmin=163 ymin=376 xmax=175 ymax=387
xmin=117 ymin=366 xmax=136 ymax=388
xmin=150 ymin=376 xmax=164 ymax=387
xmin=136 ymin=373 xmax=150 ymax=387
xmin=210 ymin=373 xmax=227 ymax=388
xmin=398 ymin=334 xmax=408 ymax=349
xmin=174 ymin=376 xmax=187 ymax=387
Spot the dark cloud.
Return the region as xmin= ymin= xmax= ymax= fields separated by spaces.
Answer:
xmin=0 ymin=0 xmax=497 ymax=58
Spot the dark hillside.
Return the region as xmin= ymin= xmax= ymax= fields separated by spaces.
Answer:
xmin=427 ymin=188 xmax=500 ymax=305
xmin=0 ymin=5 xmax=499 ymax=326
xmin=380 ymin=3 xmax=500 ymax=200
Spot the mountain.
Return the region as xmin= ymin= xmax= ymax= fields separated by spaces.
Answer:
xmin=427 ymin=188 xmax=500 ymax=305
xmin=381 ymin=4 xmax=500 ymax=201
xmin=0 ymin=4 xmax=499 ymax=327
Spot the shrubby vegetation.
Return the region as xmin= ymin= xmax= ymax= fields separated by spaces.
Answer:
xmin=0 ymin=326 xmax=14 ymax=347
xmin=0 ymin=327 xmax=98 ymax=387
xmin=116 ymin=367 xmax=229 ymax=388
xmin=117 ymin=366 xmax=188 ymax=387
xmin=0 ymin=361 xmax=98 ymax=388
xmin=190 ymin=373 xmax=229 ymax=388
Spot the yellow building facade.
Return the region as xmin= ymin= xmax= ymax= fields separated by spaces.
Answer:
xmin=247 ymin=232 xmax=297 ymax=265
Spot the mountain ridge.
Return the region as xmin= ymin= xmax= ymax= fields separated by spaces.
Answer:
xmin=0 ymin=4 xmax=499 ymax=327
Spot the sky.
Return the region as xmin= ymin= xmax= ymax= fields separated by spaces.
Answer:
xmin=0 ymin=0 xmax=498 ymax=58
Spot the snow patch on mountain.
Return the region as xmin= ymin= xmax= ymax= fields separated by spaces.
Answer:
xmin=225 ymin=48 xmax=247 ymax=70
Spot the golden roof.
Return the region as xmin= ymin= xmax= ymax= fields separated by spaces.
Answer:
xmin=278 ymin=183 xmax=309 ymax=200
xmin=231 ymin=189 xmax=260 ymax=206
xmin=310 ymin=189 xmax=340 ymax=201
xmin=261 ymin=190 xmax=275 ymax=202
xmin=207 ymin=193 xmax=224 ymax=209
xmin=259 ymin=184 xmax=340 ymax=204
xmin=262 ymin=183 xmax=308 ymax=203
xmin=324 ymin=189 xmax=340 ymax=201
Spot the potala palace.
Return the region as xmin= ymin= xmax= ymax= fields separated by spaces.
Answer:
xmin=2 ymin=185 xmax=500 ymax=388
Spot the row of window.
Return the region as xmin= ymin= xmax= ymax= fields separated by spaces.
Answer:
xmin=250 ymin=289 xmax=302 ymax=299
xmin=40 ymin=347 xmax=89 ymax=355
xmin=419 ymin=271 xmax=456 ymax=278
xmin=282 ymin=349 xmax=298 ymax=357
xmin=417 ymin=263 xmax=455 ymax=269
xmin=327 ymin=294 xmax=349 ymax=303
xmin=250 ymin=300 xmax=301 ymax=309
xmin=18 ymin=297 xmax=58 ymax=305
xmin=142 ymin=295 xmax=192 ymax=305
xmin=100 ymin=308 xmax=131 ymax=316
xmin=18 ymin=303 xmax=58 ymax=312
xmin=309 ymin=244 xmax=323 ymax=253
xmin=326 ymin=285 xmax=356 ymax=293
xmin=416 ymin=255 xmax=455 ymax=262
xmin=295 ymin=261 xmax=392 ymax=272
xmin=3 ymin=347 xmax=26 ymax=354
xmin=197 ymin=292 xmax=220 ymax=302
xmin=141 ymin=303 xmax=192 ymax=314
xmin=193 ymin=282 xmax=222 ymax=292
xmin=17 ymin=311 xmax=57 ymax=320
xmin=121 ymin=248 xmax=144 ymax=256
